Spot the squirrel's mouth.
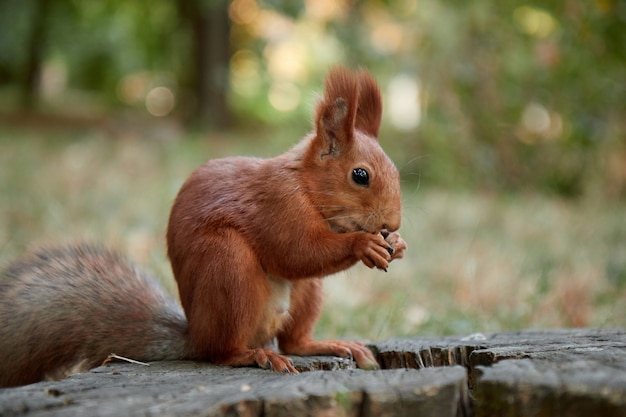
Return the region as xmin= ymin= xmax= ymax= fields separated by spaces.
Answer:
xmin=329 ymin=221 xmax=357 ymax=234
xmin=331 ymin=220 xmax=376 ymax=235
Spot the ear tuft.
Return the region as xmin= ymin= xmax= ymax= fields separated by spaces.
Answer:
xmin=312 ymin=66 xmax=383 ymax=158
xmin=315 ymin=67 xmax=359 ymax=145
xmin=355 ymin=69 xmax=383 ymax=138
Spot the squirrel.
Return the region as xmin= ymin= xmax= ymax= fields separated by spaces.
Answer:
xmin=0 ymin=67 xmax=406 ymax=388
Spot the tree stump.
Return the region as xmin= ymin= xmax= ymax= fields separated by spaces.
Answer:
xmin=1 ymin=328 xmax=624 ymax=416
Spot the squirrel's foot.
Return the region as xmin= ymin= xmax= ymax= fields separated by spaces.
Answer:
xmin=281 ymin=340 xmax=380 ymax=370
xmin=220 ymin=348 xmax=298 ymax=373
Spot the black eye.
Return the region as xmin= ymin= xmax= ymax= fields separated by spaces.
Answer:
xmin=352 ymin=168 xmax=369 ymax=187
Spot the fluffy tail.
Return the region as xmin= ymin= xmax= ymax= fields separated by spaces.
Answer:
xmin=0 ymin=244 xmax=190 ymax=387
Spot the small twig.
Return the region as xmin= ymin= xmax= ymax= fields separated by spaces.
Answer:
xmin=102 ymin=353 xmax=150 ymax=367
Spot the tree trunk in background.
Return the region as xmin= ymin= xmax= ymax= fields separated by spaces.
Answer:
xmin=21 ymin=0 xmax=50 ymax=110
xmin=178 ymin=0 xmax=231 ymax=129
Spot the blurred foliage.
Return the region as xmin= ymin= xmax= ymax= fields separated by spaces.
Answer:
xmin=0 ymin=0 xmax=624 ymax=197
xmin=0 ymin=0 xmax=174 ymax=99
xmin=1 ymin=132 xmax=624 ymax=335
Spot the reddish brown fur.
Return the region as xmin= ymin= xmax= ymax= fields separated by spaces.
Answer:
xmin=0 ymin=67 xmax=407 ymax=387
xmin=355 ymin=69 xmax=383 ymax=137
xmin=167 ymin=66 xmax=406 ymax=371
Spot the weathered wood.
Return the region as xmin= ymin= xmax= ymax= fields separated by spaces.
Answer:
xmin=472 ymin=357 xmax=626 ymax=417
xmin=1 ymin=328 xmax=624 ymax=417
xmin=0 ymin=359 xmax=468 ymax=417
xmin=377 ymin=328 xmax=626 ymax=417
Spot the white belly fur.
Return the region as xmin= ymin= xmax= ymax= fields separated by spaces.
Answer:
xmin=251 ymin=275 xmax=292 ymax=348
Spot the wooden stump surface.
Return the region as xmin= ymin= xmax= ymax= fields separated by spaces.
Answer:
xmin=1 ymin=328 xmax=624 ymax=417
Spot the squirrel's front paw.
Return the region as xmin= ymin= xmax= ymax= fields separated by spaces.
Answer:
xmin=353 ymin=233 xmax=392 ymax=270
xmin=384 ymin=231 xmax=407 ymax=261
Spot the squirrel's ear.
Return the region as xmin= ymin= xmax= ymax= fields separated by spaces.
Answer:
xmin=355 ymin=69 xmax=382 ymax=138
xmin=314 ymin=67 xmax=358 ymax=157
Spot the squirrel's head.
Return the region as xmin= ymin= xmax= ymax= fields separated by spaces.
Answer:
xmin=303 ymin=66 xmax=402 ymax=235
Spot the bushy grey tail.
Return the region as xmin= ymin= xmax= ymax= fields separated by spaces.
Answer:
xmin=0 ymin=244 xmax=191 ymax=387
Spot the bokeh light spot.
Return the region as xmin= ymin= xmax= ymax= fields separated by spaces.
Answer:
xmin=388 ymin=74 xmax=421 ymax=131
xmin=513 ymin=6 xmax=558 ymax=38
xmin=145 ymin=87 xmax=175 ymax=117
xmin=268 ymin=82 xmax=300 ymax=112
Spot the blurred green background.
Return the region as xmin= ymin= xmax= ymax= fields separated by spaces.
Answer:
xmin=1 ymin=0 xmax=625 ymax=338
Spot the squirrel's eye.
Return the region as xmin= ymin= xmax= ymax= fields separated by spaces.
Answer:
xmin=352 ymin=168 xmax=369 ymax=187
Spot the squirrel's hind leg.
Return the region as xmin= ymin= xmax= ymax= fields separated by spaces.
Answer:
xmin=182 ymin=228 xmax=297 ymax=373
xmin=277 ymin=279 xmax=380 ymax=370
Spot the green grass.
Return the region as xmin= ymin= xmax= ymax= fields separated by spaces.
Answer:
xmin=1 ymin=126 xmax=624 ymax=341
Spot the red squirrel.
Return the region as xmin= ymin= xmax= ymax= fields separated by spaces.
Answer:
xmin=0 ymin=67 xmax=406 ymax=387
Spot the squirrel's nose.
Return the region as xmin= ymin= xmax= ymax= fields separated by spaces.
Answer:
xmin=382 ymin=220 xmax=400 ymax=233
xmin=384 ymin=207 xmax=402 ymax=232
